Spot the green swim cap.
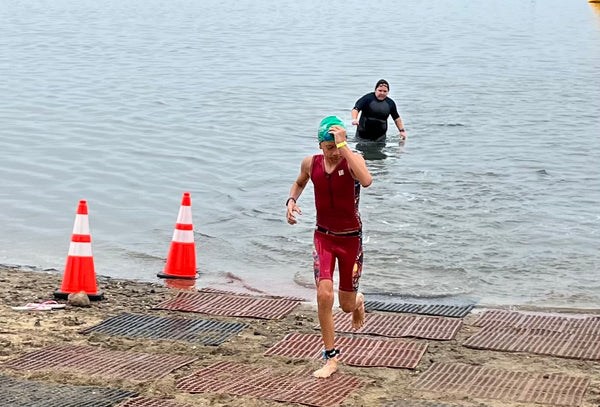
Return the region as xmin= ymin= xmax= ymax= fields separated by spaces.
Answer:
xmin=317 ymin=116 xmax=346 ymax=143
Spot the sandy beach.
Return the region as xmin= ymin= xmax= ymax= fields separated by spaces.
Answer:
xmin=0 ymin=266 xmax=598 ymax=407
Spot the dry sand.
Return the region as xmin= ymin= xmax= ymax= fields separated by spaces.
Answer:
xmin=0 ymin=266 xmax=598 ymax=407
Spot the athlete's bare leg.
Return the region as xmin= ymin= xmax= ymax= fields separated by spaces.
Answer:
xmin=339 ymin=290 xmax=365 ymax=330
xmin=352 ymin=292 xmax=365 ymax=330
xmin=314 ymin=279 xmax=337 ymax=378
xmin=313 ymin=356 xmax=338 ymax=378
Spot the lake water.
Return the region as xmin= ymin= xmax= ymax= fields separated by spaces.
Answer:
xmin=1 ymin=0 xmax=599 ymax=308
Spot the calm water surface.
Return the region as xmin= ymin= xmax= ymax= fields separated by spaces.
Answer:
xmin=1 ymin=0 xmax=599 ymax=308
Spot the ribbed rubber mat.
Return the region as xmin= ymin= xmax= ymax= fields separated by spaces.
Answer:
xmin=4 ymin=345 xmax=197 ymax=381
xmin=384 ymin=402 xmax=492 ymax=407
xmin=0 ymin=374 xmax=137 ymax=407
xmin=474 ymin=310 xmax=600 ymax=333
xmin=464 ymin=326 xmax=600 ymax=360
xmin=198 ymin=287 xmax=306 ymax=302
xmin=80 ymin=313 xmax=247 ymax=345
xmin=467 ymin=310 xmax=600 ymax=360
xmin=119 ymin=396 xmax=193 ymax=407
xmin=265 ymin=333 xmax=426 ymax=369
xmin=153 ymin=290 xmax=301 ymax=319
xmin=412 ymin=362 xmax=589 ymax=406
xmin=177 ymin=361 xmax=366 ymax=407
xmin=334 ymin=313 xmax=462 ymax=340
xmin=365 ymin=301 xmax=473 ymax=318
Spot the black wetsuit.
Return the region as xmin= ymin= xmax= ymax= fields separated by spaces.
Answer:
xmin=353 ymin=92 xmax=400 ymax=141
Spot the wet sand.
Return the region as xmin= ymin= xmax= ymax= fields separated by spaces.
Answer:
xmin=0 ymin=266 xmax=598 ymax=406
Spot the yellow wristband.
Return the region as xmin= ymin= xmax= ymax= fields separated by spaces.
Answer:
xmin=336 ymin=141 xmax=347 ymax=149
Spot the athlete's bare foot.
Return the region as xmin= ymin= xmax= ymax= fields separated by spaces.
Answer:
xmin=352 ymin=292 xmax=365 ymax=330
xmin=313 ymin=358 xmax=338 ymax=378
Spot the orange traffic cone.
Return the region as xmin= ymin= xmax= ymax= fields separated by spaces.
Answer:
xmin=157 ymin=192 xmax=197 ymax=280
xmin=54 ymin=200 xmax=104 ymax=300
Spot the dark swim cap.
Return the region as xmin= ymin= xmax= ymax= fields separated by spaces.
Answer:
xmin=317 ymin=116 xmax=346 ymax=143
xmin=375 ymin=79 xmax=389 ymax=90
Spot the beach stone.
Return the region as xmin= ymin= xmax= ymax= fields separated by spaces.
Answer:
xmin=68 ymin=291 xmax=91 ymax=307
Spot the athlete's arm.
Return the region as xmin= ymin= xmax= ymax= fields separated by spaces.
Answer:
xmin=286 ymin=156 xmax=311 ymax=225
xmin=395 ymin=117 xmax=407 ymax=140
xmin=351 ymin=108 xmax=360 ymax=125
xmin=389 ymin=98 xmax=407 ymax=140
xmin=329 ymin=125 xmax=372 ymax=188
xmin=351 ymin=93 xmax=370 ymax=125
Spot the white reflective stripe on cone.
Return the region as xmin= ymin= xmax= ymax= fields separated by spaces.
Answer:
xmin=176 ymin=206 xmax=193 ymax=224
xmin=72 ymin=215 xmax=91 ymax=234
xmin=68 ymin=242 xmax=93 ymax=256
xmin=172 ymin=229 xmax=194 ymax=243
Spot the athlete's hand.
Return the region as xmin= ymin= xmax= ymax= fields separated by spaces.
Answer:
xmin=328 ymin=125 xmax=347 ymax=145
xmin=286 ymin=202 xmax=302 ymax=225
xmin=351 ymin=118 xmax=359 ymax=126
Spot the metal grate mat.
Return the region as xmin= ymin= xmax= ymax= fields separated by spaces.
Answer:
xmin=334 ymin=312 xmax=462 ymax=340
xmin=412 ymin=362 xmax=589 ymax=407
xmin=265 ymin=332 xmax=426 ymax=369
xmin=4 ymin=345 xmax=197 ymax=381
xmin=177 ymin=360 xmax=367 ymax=407
xmin=365 ymin=301 xmax=473 ymax=318
xmin=154 ymin=291 xmax=301 ymax=319
xmin=80 ymin=313 xmax=247 ymax=345
xmin=0 ymin=374 xmax=137 ymax=407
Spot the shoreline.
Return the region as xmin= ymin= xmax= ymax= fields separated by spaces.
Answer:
xmin=1 ymin=266 xmax=599 ymax=406
xmin=4 ymin=263 xmax=600 ymax=315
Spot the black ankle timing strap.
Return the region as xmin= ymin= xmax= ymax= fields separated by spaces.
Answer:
xmin=322 ymin=348 xmax=340 ymax=359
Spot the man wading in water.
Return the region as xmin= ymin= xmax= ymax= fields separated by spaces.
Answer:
xmin=286 ymin=116 xmax=372 ymax=378
xmin=351 ymin=79 xmax=407 ymax=142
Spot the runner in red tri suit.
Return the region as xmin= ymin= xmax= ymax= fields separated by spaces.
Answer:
xmin=286 ymin=115 xmax=372 ymax=378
